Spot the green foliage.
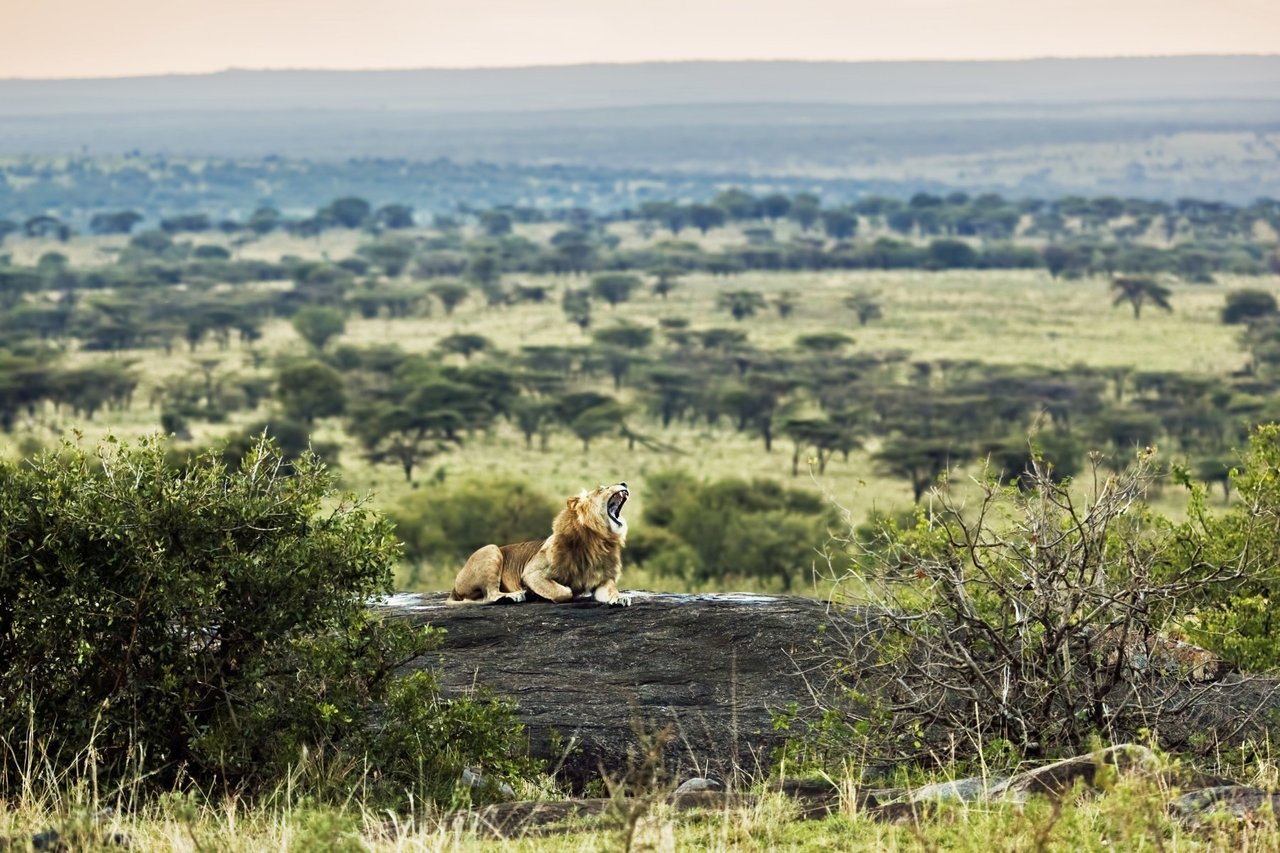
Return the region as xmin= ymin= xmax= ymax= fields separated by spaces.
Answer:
xmin=638 ymin=472 xmax=836 ymax=590
xmin=321 ymin=197 xmax=371 ymax=229
xmin=1174 ymin=425 xmax=1280 ymax=671
xmin=844 ymin=292 xmax=882 ymax=326
xmin=291 ymin=306 xmax=347 ymax=351
xmin=436 ymin=332 xmax=492 ymax=360
xmin=428 ymin=280 xmax=470 ymax=315
xmin=276 ymin=360 xmax=346 ymax=422
xmin=355 ymin=238 xmax=415 ymax=277
xmin=716 ymin=290 xmax=767 ymax=321
xmin=1222 ymin=289 xmax=1278 ymax=325
xmin=792 ymin=453 xmax=1263 ymax=775
xmin=0 ymin=435 xmax=535 ymax=805
xmin=590 ymin=273 xmax=641 ymax=308
xmin=561 ymin=286 xmax=592 ymax=329
xmin=389 ymin=478 xmax=558 ymax=566
xmin=216 ymin=418 xmax=341 ymax=473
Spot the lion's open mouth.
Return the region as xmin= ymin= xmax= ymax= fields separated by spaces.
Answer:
xmin=607 ymin=489 xmax=628 ymax=525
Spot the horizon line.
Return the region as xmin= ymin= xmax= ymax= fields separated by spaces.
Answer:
xmin=4 ymin=51 xmax=1278 ymax=83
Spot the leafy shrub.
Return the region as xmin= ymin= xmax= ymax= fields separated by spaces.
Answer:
xmin=792 ymin=451 xmax=1261 ymax=774
xmin=390 ymin=478 xmax=559 ymax=566
xmin=1173 ymin=424 xmax=1280 ymax=671
xmin=1222 ymin=289 xmax=1279 ymax=325
xmin=0 ymin=435 xmax=535 ymax=805
xmin=637 ymin=473 xmax=838 ymax=590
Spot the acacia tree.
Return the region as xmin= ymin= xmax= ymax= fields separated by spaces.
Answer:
xmin=553 ymin=391 xmax=621 ymax=452
xmin=1222 ymin=289 xmax=1278 ymax=325
xmin=782 ymin=417 xmax=844 ymax=476
xmin=568 ymin=402 xmax=625 ymax=453
xmin=773 ymin=290 xmax=799 ymax=318
xmin=428 ymin=281 xmax=470 ymax=316
xmin=873 ymin=436 xmax=965 ymax=502
xmin=436 ymin=333 xmax=492 ymax=361
xmin=845 ymin=293 xmax=883 ymax=326
xmin=322 ymin=196 xmax=372 ymax=228
xmin=351 ymin=401 xmax=463 ymax=482
xmin=291 ymin=306 xmax=347 ymax=351
xmin=719 ymin=374 xmax=795 ymax=451
xmin=590 ymin=273 xmax=641 ymax=309
xmin=688 ymin=204 xmax=727 ymax=235
xmin=717 ymin=290 xmax=767 ymax=321
xmin=1111 ymin=276 xmax=1173 ymax=320
xmin=277 ymin=360 xmax=346 ymax=423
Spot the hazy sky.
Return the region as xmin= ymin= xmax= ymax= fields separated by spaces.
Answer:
xmin=1 ymin=0 xmax=1277 ymax=79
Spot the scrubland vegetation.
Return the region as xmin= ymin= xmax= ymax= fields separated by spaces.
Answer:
xmin=3 ymin=179 xmax=1280 ymax=848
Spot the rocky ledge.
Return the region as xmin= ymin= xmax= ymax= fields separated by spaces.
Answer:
xmin=375 ymin=591 xmax=1280 ymax=787
xmin=377 ymin=591 xmax=841 ymax=785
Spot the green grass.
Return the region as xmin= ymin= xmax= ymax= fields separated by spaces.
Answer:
xmin=3 ymin=766 xmax=1275 ymax=851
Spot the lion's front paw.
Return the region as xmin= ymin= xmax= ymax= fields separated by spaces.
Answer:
xmin=611 ymin=593 xmax=632 ymax=607
xmin=508 ymin=590 xmax=527 ymax=603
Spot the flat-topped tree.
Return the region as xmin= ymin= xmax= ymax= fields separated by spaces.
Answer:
xmin=845 ymin=293 xmax=882 ymax=326
xmin=351 ymin=401 xmax=463 ymax=482
xmin=717 ymin=290 xmax=766 ymax=321
xmin=291 ymin=305 xmax=346 ymax=351
xmin=1112 ymin=276 xmax=1173 ymax=320
xmin=590 ymin=273 xmax=641 ymax=309
xmin=874 ymin=435 xmax=968 ymax=503
xmin=428 ymin=281 xmax=470 ymax=316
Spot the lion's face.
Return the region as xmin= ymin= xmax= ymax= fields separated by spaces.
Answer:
xmin=566 ymin=482 xmax=629 ymax=538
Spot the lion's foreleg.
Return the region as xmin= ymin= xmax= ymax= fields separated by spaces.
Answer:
xmin=522 ymin=556 xmax=574 ymax=603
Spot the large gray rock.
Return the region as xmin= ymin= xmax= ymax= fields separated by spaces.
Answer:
xmin=376 ymin=591 xmax=1280 ymax=788
xmin=378 ymin=591 xmax=843 ymax=786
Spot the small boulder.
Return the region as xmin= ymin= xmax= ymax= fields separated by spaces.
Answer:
xmin=992 ymin=744 xmax=1157 ymax=802
xmin=673 ymin=777 xmax=724 ymax=795
xmin=1172 ymin=785 xmax=1280 ymax=823
xmin=909 ymin=776 xmax=1005 ymax=803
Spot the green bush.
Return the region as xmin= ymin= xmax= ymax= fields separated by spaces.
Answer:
xmin=1173 ymin=424 xmax=1280 ymax=671
xmin=638 ymin=473 xmax=838 ymax=590
xmin=1222 ymin=289 xmax=1278 ymax=325
xmin=390 ymin=478 xmax=559 ymax=566
xmin=0 ymin=435 xmax=535 ymax=805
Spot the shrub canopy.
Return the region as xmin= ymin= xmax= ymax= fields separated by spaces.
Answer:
xmin=0 ymin=435 xmax=533 ymax=804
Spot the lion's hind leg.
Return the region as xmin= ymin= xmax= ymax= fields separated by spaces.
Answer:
xmin=446 ymin=544 xmax=524 ymax=606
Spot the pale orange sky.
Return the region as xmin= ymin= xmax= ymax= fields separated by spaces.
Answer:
xmin=1 ymin=0 xmax=1276 ymax=79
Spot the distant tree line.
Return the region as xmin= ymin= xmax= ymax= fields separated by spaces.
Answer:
xmin=2 ymin=188 xmax=1278 ymax=527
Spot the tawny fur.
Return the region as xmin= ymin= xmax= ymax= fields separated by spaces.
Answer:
xmin=446 ymin=483 xmax=630 ymax=606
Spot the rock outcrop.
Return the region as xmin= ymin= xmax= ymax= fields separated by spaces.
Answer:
xmin=378 ymin=591 xmax=844 ymax=786
xmin=376 ymin=591 xmax=1280 ymax=787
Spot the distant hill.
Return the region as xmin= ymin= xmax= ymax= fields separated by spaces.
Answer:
xmin=2 ymin=56 xmax=1278 ymax=114
xmin=1 ymin=58 xmax=1278 ymax=203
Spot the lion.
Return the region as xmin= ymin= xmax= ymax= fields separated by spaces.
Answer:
xmin=445 ymin=482 xmax=631 ymax=606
